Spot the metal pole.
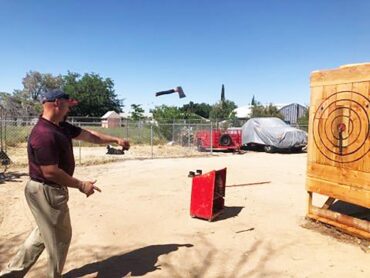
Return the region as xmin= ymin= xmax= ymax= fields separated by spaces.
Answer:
xmin=126 ymin=119 xmax=129 ymax=138
xmin=0 ymin=110 xmax=5 ymax=151
xmin=78 ymin=122 xmax=81 ymax=164
xmin=150 ymin=123 xmax=153 ymax=159
xmin=210 ymin=121 xmax=213 ymax=154
xmin=0 ymin=117 xmax=3 ymax=151
xmin=172 ymin=119 xmax=175 ymax=142
xmin=3 ymin=115 xmax=8 ymax=152
xmin=188 ymin=124 xmax=190 ymax=148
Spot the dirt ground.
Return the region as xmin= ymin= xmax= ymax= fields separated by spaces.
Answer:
xmin=0 ymin=151 xmax=369 ymax=277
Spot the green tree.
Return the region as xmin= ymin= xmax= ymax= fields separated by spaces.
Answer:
xmin=22 ymin=71 xmax=63 ymax=101
xmin=150 ymin=105 xmax=184 ymax=123
xmin=150 ymin=105 xmax=186 ymax=141
xmin=221 ymin=84 xmax=225 ymax=102
xmin=130 ymin=104 xmax=145 ymax=121
xmin=63 ymin=72 xmax=122 ymax=117
xmin=209 ymin=100 xmax=237 ymax=121
xmin=180 ymin=101 xmax=212 ymax=119
xmin=6 ymin=71 xmax=65 ymax=117
xmin=0 ymin=91 xmax=40 ymax=117
xmin=251 ymin=101 xmax=282 ymax=118
xmin=195 ymin=103 xmax=212 ymax=118
xmin=251 ymin=95 xmax=256 ymax=105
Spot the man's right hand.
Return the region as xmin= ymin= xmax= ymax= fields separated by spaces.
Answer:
xmin=78 ymin=180 xmax=101 ymax=197
xmin=117 ymin=138 xmax=130 ymax=150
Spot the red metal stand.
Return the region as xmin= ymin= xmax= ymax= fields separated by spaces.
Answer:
xmin=190 ymin=168 xmax=226 ymax=221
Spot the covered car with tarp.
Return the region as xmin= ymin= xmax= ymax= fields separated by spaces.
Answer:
xmin=241 ymin=117 xmax=307 ymax=152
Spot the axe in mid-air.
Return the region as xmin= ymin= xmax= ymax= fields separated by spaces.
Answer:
xmin=155 ymin=86 xmax=186 ymax=98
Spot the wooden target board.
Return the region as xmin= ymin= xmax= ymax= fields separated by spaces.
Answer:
xmin=313 ymin=91 xmax=370 ymax=164
xmin=307 ymin=63 xmax=370 ymax=239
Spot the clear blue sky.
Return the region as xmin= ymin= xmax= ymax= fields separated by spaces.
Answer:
xmin=1 ymin=0 xmax=370 ymax=113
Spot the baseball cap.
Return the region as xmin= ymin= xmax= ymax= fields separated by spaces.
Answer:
xmin=41 ymin=89 xmax=78 ymax=106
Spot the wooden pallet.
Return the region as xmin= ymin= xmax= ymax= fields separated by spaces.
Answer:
xmin=307 ymin=63 xmax=370 ymax=239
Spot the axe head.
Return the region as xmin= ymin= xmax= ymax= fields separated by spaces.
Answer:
xmin=175 ymin=86 xmax=186 ymax=98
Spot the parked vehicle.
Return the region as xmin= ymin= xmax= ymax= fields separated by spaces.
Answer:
xmin=241 ymin=117 xmax=307 ymax=153
xmin=195 ymin=128 xmax=242 ymax=152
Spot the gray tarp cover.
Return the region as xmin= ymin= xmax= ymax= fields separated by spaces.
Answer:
xmin=241 ymin=117 xmax=307 ymax=149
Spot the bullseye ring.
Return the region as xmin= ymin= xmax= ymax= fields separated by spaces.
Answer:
xmin=313 ymin=91 xmax=370 ymax=163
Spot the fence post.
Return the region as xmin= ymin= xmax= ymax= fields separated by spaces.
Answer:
xmin=126 ymin=119 xmax=129 ymax=138
xmin=78 ymin=122 xmax=81 ymax=165
xmin=0 ymin=118 xmax=3 ymax=151
xmin=1 ymin=118 xmax=3 ymax=151
xmin=150 ymin=123 xmax=153 ymax=159
xmin=188 ymin=124 xmax=191 ymax=148
xmin=140 ymin=120 xmax=142 ymax=143
xmin=210 ymin=121 xmax=213 ymax=154
xmin=172 ymin=119 xmax=175 ymax=142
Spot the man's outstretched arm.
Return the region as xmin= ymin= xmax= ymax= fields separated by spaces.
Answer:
xmin=75 ymin=129 xmax=130 ymax=150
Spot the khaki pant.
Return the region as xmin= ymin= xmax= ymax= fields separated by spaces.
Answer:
xmin=0 ymin=180 xmax=72 ymax=278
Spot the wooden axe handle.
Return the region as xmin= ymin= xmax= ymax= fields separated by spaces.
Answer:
xmin=155 ymin=89 xmax=175 ymax=97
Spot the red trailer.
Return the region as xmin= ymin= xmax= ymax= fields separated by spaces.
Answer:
xmin=195 ymin=128 xmax=242 ymax=152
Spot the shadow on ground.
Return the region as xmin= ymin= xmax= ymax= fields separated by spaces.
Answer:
xmin=330 ymin=200 xmax=370 ymax=221
xmin=63 ymin=244 xmax=193 ymax=278
xmin=2 ymin=235 xmax=289 ymax=277
xmin=214 ymin=206 xmax=244 ymax=221
xmin=0 ymin=232 xmax=30 ymax=266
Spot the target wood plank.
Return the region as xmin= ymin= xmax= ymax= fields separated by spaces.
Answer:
xmin=311 ymin=63 xmax=370 ymax=87
xmin=306 ymin=177 xmax=370 ymax=208
xmin=309 ymin=86 xmax=324 ymax=109
xmin=307 ymin=86 xmax=323 ymax=164
xmin=350 ymin=81 xmax=370 ymax=172
xmin=307 ymin=163 xmax=370 ymax=191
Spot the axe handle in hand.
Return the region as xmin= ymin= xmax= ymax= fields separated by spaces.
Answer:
xmin=155 ymin=89 xmax=176 ymax=97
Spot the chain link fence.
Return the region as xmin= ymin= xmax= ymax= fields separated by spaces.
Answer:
xmin=1 ymin=118 xmax=216 ymax=166
xmin=0 ymin=117 xmax=309 ymax=167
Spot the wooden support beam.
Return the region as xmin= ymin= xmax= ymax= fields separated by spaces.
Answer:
xmin=308 ymin=191 xmax=313 ymax=213
xmin=322 ymin=197 xmax=336 ymax=209
xmin=308 ymin=205 xmax=370 ymax=239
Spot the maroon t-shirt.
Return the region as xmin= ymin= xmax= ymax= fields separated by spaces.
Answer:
xmin=28 ymin=117 xmax=82 ymax=184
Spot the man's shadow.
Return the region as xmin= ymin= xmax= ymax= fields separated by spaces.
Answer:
xmin=63 ymin=243 xmax=193 ymax=278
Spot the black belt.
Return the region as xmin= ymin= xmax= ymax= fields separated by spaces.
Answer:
xmin=31 ymin=179 xmax=63 ymax=188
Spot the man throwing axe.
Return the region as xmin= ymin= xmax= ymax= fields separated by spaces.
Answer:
xmin=0 ymin=89 xmax=130 ymax=278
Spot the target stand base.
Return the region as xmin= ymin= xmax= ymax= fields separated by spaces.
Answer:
xmin=307 ymin=192 xmax=370 ymax=239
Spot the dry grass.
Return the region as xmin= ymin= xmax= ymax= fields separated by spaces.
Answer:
xmin=5 ymin=144 xmax=213 ymax=167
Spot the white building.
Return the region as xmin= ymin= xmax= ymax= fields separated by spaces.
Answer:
xmin=233 ymin=103 xmax=307 ymax=125
xmin=101 ymin=111 xmax=121 ymax=128
xmin=233 ymin=105 xmax=253 ymax=119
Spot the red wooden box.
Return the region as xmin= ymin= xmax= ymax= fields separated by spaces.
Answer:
xmin=190 ymin=168 xmax=226 ymax=221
